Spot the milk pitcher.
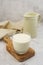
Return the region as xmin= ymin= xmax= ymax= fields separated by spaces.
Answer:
xmin=23 ymin=12 xmax=40 ymax=38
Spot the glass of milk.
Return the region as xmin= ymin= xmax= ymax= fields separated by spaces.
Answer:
xmin=23 ymin=12 xmax=40 ymax=38
xmin=12 ymin=33 xmax=31 ymax=54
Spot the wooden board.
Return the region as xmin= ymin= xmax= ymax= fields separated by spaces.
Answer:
xmin=3 ymin=36 xmax=35 ymax=62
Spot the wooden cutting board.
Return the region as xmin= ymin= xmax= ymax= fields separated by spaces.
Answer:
xmin=3 ymin=36 xmax=35 ymax=62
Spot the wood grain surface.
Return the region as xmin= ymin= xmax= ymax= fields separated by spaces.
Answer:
xmin=3 ymin=36 xmax=35 ymax=62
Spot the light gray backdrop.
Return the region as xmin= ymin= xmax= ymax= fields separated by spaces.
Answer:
xmin=0 ymin=0 xmax=43 ymax=22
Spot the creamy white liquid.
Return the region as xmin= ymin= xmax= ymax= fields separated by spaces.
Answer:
xmin=12 ymin=33 xmax=31 ymax=54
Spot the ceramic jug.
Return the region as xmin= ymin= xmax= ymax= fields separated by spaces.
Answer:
xmin=23 ymin=12 xmax=40 ymax=38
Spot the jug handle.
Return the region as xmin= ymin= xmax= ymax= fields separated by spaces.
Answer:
xmin=38 ymin=15 xmax=41 ymax=23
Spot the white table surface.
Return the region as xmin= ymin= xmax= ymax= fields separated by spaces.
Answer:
xmin=0 ymin=22 xmax=43 ymax=65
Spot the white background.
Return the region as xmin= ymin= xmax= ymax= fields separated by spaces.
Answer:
xmin=0 ymin=0 xmax=43 ymax=22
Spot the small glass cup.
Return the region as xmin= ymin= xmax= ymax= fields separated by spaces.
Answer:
xmin=12 ymin=33 xmax=31 ymax=54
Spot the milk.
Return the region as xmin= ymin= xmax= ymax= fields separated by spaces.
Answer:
xmin=12 ymin=33 xmax=31 ymax=54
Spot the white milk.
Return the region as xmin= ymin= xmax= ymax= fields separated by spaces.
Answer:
xmin=12 ymin=33 xmax=31 ymax=54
